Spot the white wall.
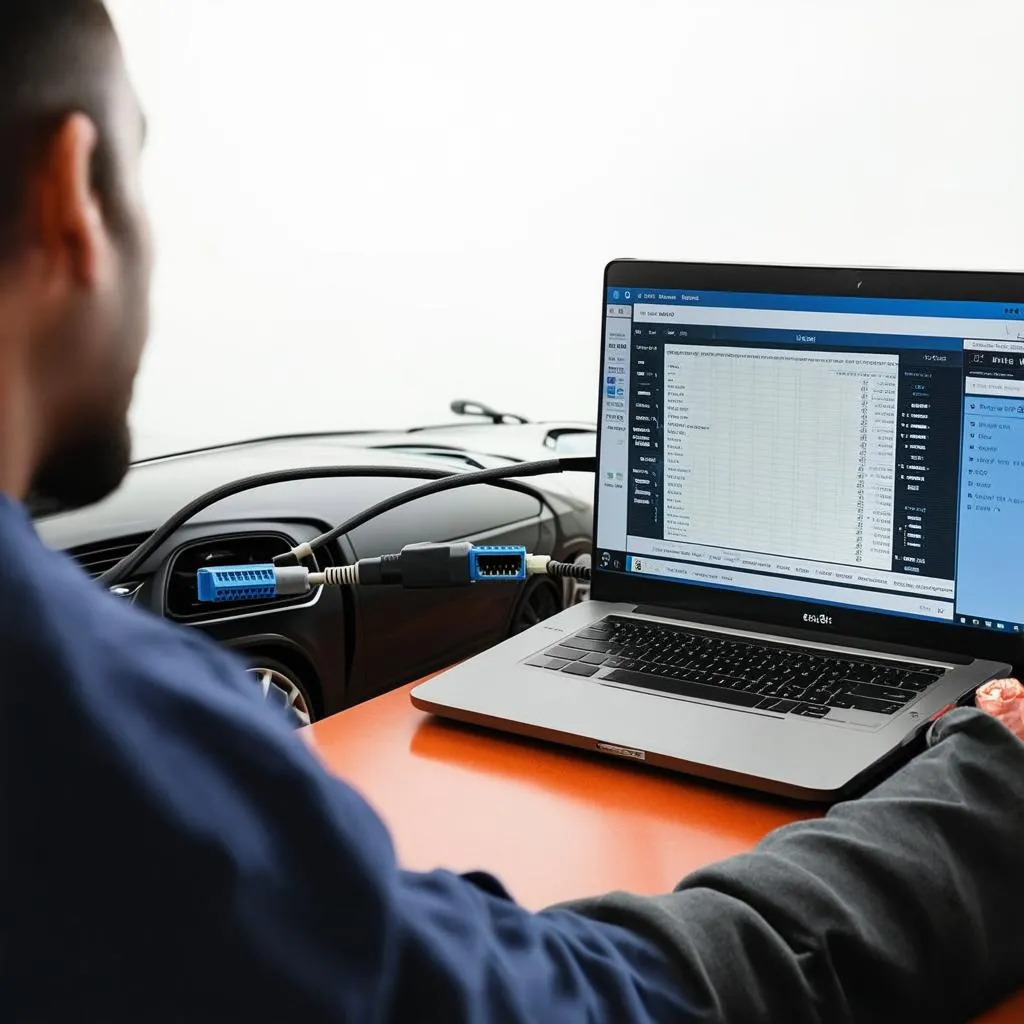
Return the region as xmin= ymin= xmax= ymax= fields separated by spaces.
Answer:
xmin=106 ymin=0 xmax=1024 ymax=460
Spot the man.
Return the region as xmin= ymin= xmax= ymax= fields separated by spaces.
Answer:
xmin=1 ymin=4 xmax=1022 ymax=1021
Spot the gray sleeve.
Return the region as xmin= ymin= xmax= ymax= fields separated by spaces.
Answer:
xmin=558 ymin=708 xmax=1024 ymax=1023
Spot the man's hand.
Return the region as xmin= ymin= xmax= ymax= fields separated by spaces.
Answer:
xmin=975 ymin=678 xmax=1024 ymax=739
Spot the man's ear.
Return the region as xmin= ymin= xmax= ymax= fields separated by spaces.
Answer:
xmin=32 ymin=113 xmax=106 ymax=288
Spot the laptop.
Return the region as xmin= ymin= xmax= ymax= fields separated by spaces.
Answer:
xmin=412 ymin=260 xmax=1022 ymax=801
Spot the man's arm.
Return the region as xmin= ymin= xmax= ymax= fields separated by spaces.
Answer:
xmin=6 ymin=585 xmax=694 ymax=1023
xmin=563 ymin=708 xmax=1024 ymax=1023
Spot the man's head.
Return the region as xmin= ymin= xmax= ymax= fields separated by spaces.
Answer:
xmin=0 ymin=1 xmax=151 ymax=511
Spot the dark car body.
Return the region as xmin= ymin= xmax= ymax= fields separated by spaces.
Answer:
xmin=34 ymin=421 xmax=596 ymax=718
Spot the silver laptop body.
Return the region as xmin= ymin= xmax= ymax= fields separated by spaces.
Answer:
xmin=413 ymin=261 xmax=1021 ymax=800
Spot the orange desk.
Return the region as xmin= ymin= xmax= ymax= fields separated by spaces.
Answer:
xmin=308 ymin=680 xmax=1024 ymax=1023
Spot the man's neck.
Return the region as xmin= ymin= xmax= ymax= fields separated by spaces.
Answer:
xmin=0 ymin=309 xmax=42 ymax=502
xmin=0 ymin=382 xmax=38 ymax=502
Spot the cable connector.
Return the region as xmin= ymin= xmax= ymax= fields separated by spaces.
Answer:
xmin=526 ymin=554 xmax=552 ymax=577
xmin=196 ymin=565 xmax=312 ymax=603
xmin=196 ymin=545 xmax=590 ymax=602
xmin=390 ymin=542 xmax=475 ymax=588
xmin=194 ymin=544 xmax=502 ymax=602
xmin=469 ymin=546 xmax=528 ymax=581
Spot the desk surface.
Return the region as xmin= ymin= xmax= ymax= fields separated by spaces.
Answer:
xmin=309 ymin=679 xmax=1023 ymax=1023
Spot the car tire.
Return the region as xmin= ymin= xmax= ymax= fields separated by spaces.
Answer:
xmin=509 ymin=577 xmax=563 ymax=636
xmin=246 ymin=655 xmax=317 ymax=728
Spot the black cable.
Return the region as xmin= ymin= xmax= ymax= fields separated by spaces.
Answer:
xmin=99 ymin=466 xmax=542 ymax=589
xmin=99 ymin=457 xmax=596 ymax=589
xmin=275 ymin=457 xmax=596 ymax=566
xmin=544 ymin=560 xmax=592 ymax=581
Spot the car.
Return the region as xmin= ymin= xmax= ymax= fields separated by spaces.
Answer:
xmin=34 ymin=403 xmax=596 ymax=725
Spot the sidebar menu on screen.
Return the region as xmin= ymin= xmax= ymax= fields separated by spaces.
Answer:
xmin=596 ymin=304 xmax=632 ymax=550
xmin=890 ymin=351 xmax=962 ymax=581
xmin=955 ymin=339 xmax=1024 ymax=628
xmin=629 ymin=330 xmax=663 ymax=533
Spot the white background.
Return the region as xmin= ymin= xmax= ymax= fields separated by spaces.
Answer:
xmin=105 ymin=0 xmax=1024 ymax=460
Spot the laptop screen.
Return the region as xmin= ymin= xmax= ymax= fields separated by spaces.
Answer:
xmin=596 ymin=284 xmax=1024 ymax=635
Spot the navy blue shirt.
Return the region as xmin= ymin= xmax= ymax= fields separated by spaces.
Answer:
xmin=0 ymin=497 xmax=689 ymax=1021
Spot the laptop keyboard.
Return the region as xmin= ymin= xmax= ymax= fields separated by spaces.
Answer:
xmin=526 ymin=616 xmax=947 ymax=719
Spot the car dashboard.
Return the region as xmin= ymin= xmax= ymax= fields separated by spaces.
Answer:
xmin=40 ymin=428 xmax=594 ymax=718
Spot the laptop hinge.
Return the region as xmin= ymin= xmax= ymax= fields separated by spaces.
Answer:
xmin=631 ymin=605 xmax=973 ymax=666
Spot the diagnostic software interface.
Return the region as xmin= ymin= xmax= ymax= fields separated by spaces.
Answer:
xmin=596 ymin=287 xmax=1024 ymax=633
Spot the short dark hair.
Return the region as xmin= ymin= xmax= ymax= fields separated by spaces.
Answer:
xmin=0 ymin=1 xmax=123 ymax=258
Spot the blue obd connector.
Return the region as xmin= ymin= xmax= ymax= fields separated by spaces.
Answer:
xmin=468 ymin=546 xmax=528 ymax=582
xmin=197 ymin=564 xmax=278 ymax=603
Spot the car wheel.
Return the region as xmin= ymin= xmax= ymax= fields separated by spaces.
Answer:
xmin=562 ymin=551 xmax=591 ymax=606
xmin=509 ymin=577 xmax=562 ymax=636
xmin=247 ymin=657 xmax=316 ymax=727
